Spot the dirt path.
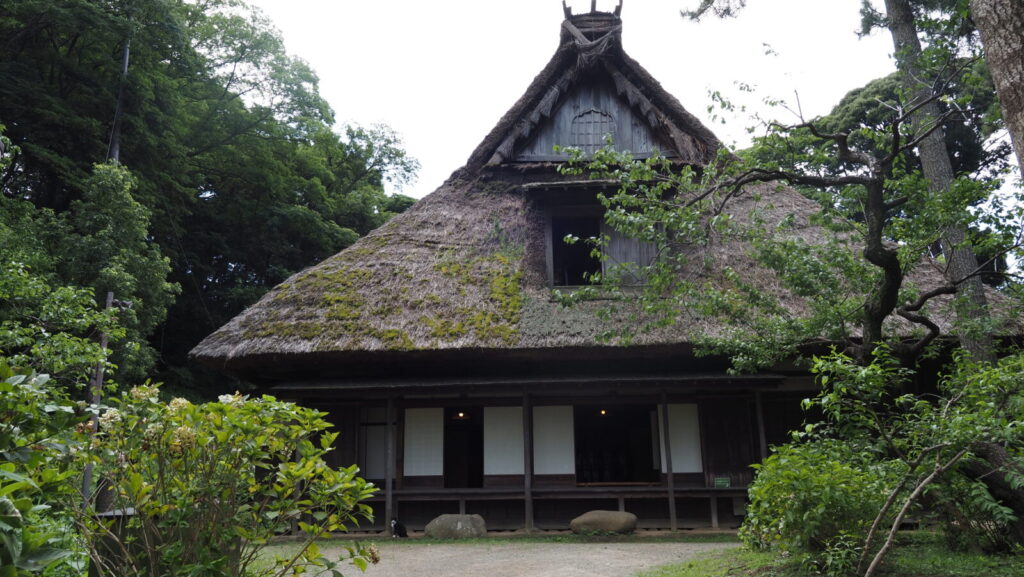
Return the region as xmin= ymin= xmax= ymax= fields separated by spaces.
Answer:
xmin=344 ymin=541 xmax=738 ymax=577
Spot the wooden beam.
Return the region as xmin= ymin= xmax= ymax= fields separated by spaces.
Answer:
xmin=385 ymin=397 xmax=396 ymax=535
xmin=660 ymin=393 xmax=678 ymax=531
xmin=710 ymin=495 xmax=719 ymax=529
xmin=755 ymin=392 xmax=769 ymax=461
xmin=522 ymin=391 xmax=535 ymax=531
xmin=697 ymin=399 xmax=711 ymax=488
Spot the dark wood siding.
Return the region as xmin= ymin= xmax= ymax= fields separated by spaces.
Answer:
xmin=700 ymin=398 xmax=758 ymax=487
xmin=602 ymin=221 xmax=657 ymax=283
xmin=516 ymin=76 xmax=674 ymax=161
xmin=762 ymin=395 xmax=811 ymax=450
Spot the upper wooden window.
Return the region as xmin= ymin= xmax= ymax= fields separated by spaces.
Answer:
xmin=570 ymin=109 xmax=616 ymax=155
xmin=546 ymin=206 xmax=657 ymax=287
xmin=551 ymin=214 xmax=603 ymax=287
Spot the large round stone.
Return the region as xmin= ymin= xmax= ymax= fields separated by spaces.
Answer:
xmin=570 ymin=510 xmax=638 ymax=534
xmin=423 ymin=514 xmax=487 ymax=539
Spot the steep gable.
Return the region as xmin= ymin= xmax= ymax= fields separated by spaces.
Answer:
xmin=514 ymin=73 xmax=677 ymax=161
xmin=468 ymin=11 xmax=723 ymax=168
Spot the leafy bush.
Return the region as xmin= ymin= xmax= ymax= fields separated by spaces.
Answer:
xmin=0 ymin=364 xmax=85 ymax=575
xmin=78 ymin=387 xmax=377 ymax=577
xmin=0 ymin=262 xmax=123 ymax=389
xmin=739 ymin=442 xmax=897 ymax=572
xmin=935 ymin=474 xmax=1021 ymax=553
xmin=743 ymin=350 xmax=1024 ymax=577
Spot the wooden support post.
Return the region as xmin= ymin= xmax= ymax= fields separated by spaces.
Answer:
xmin=459 ymin=498 xmax=466 ymax=515
xmin=522 ymin=391 xmax=535 ymax=532
xmin=755 ymin=392 xmax=769 ymax=461
xmin=710 ymin=495 xmax=720 ymax=529
xmin=660 ymin=393 xmax=677 ymax=531
xmin=385 ymin=398 xmax=396 ymax=535
xmin=617 ymin=496 xmax=625 ymax=512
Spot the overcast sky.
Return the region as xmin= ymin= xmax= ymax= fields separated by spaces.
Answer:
xmin=248 ymin=0 xmax=897 ymax=198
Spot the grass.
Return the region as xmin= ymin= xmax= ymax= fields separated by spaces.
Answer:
xmin=884 ymin=533 xmax=1023 ymax=577
xmin=635 ymin=532 xmax=1024 ymax=577
xmin=636 ymin=549 xmax=775 ymax=577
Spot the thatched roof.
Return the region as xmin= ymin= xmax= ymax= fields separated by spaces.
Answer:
xmin=190 ymin=10 xmax=1015 ymax=377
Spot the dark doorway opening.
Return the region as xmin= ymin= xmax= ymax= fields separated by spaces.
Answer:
xmin=574 ymin=405 xmax=659 ymax=484
xmin=444 ymin=407 xmax=483 ymax=488
xmin=551 ymin=215 xmax=602 ymax=286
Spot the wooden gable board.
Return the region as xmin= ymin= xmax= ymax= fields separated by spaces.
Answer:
xmin=515 ymin=74 xmax=676 ymax=161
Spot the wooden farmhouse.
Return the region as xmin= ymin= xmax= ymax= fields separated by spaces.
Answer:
xmin=192 ymin=7 xmax=826 ymax=532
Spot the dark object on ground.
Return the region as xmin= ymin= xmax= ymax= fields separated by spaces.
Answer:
xmin=391 ymin=518 xmax=408 ymax=538
xmin=570 ymin=510 xmax=638 ymax=534
xmin=424 ymin=514 xmax=487 ymax=539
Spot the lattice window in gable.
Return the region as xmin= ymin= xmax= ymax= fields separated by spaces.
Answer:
xmin=571 ymin=109 xmax=616 ymax=154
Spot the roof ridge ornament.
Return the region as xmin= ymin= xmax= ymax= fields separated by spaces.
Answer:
xmin=561 ymin=1 xmax=623 ymax=70
xmin=562 ymin=1 xmax=623 ymax=18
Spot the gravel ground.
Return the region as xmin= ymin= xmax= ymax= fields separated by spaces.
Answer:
xmin=342 ymin=540 xmax=739 ymax=577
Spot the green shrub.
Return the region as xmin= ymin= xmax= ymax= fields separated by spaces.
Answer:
xmin=739 ymin=442 xmax=897 ymax=572
xmin=0 ymin=364 xmax=84 ymax=575
xmin=78 ymin=386 xmax=377 ymax=577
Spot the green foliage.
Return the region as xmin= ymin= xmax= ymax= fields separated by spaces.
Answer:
xmin=657 ymin=2 xmax=1024 ymax=575
xmin=809 ymin=349 xmax=1024 ymax=469
xmin=0 ymin=365 xmax=87 ymax=575
xmin=681 ymin=0 xmax=748 ymax=21
xmin=556 ymin=144 xmax=887 ymax=371
xmin=59 ymin=163 xmax=179 ymax=381
xmin=0 ymin=1 xmax=419 ymax=395
xmin=936 ymin=473 xmax=1021 ymax=552
xmin=740 ymin=442 xmax=896 ymax=560
xmin=639 ymin=532 xmax=1024 ymax=577
xmin=0 ymin=262 xmax=124 ymax=389
xmin=885 ymin=532 xmax=1024 ymax=577
xmin=78 ymin=387 xmax=377 ymax=577
xmin=741 ymin=349 xmax=1024 ymax=575
xmin=0 ymin=160 xmax=175 ymax=386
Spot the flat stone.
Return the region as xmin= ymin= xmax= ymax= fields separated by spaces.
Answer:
xmin=424 ymin=514 xmax=487 ymax=539
xmin=569 ymin=510 xmax=638 ymax=534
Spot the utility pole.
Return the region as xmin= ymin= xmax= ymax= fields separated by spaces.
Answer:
xmin=81 ymin=291 xmax=114 ymax=508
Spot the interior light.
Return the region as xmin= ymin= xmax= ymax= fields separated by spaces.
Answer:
xmin=600 ymin=409 xmax=607 ymax=416
xmin=456 ymin=411 xmax=466 ymax=419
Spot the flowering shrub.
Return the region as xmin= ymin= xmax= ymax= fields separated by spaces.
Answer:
xmin=80 ymin=386 xmax=377 ymax=577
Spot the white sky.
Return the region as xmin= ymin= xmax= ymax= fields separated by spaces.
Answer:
xmin=248 ymin=0 xmax=897 ymax=198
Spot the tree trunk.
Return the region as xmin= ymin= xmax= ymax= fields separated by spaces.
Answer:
xmin=884 ymin=0 xmax=994 ymax=363
xmin=971 ymin=0 xmax=1024 ymax=170
xmin=883 ymin=2 xmax=1022 ymax=555
xmin=107 ymin=36 xmax=131 ymax=163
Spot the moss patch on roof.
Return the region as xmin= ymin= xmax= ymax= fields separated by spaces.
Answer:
xmin=427 ymin=249 xmax=524 ymax=346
